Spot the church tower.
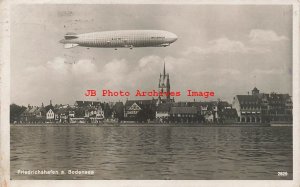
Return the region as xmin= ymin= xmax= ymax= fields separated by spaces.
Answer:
xmin=252 ymin=87 xmax=259 ymax=96
xmin=158 ymin=62 xmax=171 ymax=103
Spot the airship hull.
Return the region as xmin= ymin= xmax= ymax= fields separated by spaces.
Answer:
xmin=60 ymin=30 xmax=177 ymax=49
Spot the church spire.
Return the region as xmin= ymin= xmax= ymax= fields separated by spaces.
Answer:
xmin=163 ymin=61 xmax=166 ymax=76
xmin=158 ymin=61 xmax=171 ymax=104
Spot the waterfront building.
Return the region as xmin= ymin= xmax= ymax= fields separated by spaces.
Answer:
xmin=124 ymin=99 xmax=156 ymax=121
xmin=84 ymin=105 xmax=105 ymax=123
xmin=45 ymin=105 xmax=55 ymax=123
xmin=19 ymin=103 xmax=46 ymax=123
xmin=232 ymin=87 xmax=292 ymax=123
xmin=204 ymin=111 xmax=214 ymax=123
xmin=219 ymin=108 xmax=238 ymax=123
xmin=156 ymin=103 xmax=172 ymax=123
xmin=34 ymin=104 xmax=46 ymax=123
xmin=56 ymin=108 xmax=69 ymax=123
xmin=260 ymin=92 xmax=293 ymax=122
xmin=20 ymin=105 xmax=39 ymax=123
xmin=232 ymin=94 xmax=262 ymax=123
xmin=169 ymin=106 xmax=198 ymax=123
xmin=124 ymin=101 xmax=142 ymax=120
xmin=155 ymin=101 xmax=225 ymax=123
xmin=69 ymin=110 xmax=75 ymax=118
xmin=190 ymin=101 xmax=219 ymax=123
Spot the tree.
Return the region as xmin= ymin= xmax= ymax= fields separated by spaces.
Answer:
xmin=74 ymin=107 xmax=85 ymax=117
xmin=136 ymin=109 xmax=147 ymax=123
xmin=113 ymin=102 xmax=124 ymax=121
xmin=103 ymin=103 xmax=112 ymax=118
xmin=136 ymin=107 xmax=155 ymax=123
xmin=10 ymin=104 xmax=26 ymax=123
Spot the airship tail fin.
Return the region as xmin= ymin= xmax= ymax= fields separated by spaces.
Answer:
xmin=64 ymin=43 xmax=79 ymax=49
xmin=64 ymin=32 xmax=78 ymax=39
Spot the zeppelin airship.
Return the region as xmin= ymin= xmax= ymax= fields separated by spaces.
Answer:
xmin=59 ymin=30 xmax=178 ymax=49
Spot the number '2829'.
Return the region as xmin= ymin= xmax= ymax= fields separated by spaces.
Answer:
xmin=278 ymin=171 xmax=288 ymax=177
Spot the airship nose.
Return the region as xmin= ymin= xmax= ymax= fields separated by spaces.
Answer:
xmin=165 ymin=32 xmax=178 ymax=43
xmin=172 ymin=33 xmax=178 ymax=41
xmin=59 ymin=39 xmax=66 ymax=44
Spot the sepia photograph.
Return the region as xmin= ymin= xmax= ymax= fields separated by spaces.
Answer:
xmin=1 ymin=1 xmax=299 ymax=186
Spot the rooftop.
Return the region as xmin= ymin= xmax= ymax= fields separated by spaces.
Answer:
xmin=170 ymin=107 xmax=197 ymax=114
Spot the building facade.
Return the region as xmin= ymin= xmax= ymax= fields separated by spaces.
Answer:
xmin=232 ymin=87 xmax=292 ymax=123
xmin=124 ymin=99 xmax=157 ymax=122
xmin=155 ymin=103 xmax=171 ymax=123
xmin=232 ymin=94 xmax=262 ymax=123
xmin=169 ymin=106 xmax=198 ymax=123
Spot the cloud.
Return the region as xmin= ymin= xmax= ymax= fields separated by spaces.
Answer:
xmin=71 ymin=59 xmax=97 ymax=75
xmin=46 ymin=57 xmax=69 ymax=74
xmin=183 ymin=29 xmax=288 ymax=56
xmin=183 ymin=37 xmax=270 ymax=56
xmin=101 ymin=59 xmax=131 ymax=88
xmin=138 ymin=55 xmax=162 ymax=68
xmin=208 ymin=38 xmax=248 ymax=54
xmin=249 ymin=29 xmax=288 ymax=44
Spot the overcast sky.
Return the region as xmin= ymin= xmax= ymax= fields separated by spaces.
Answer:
xmin=11 ymin=4 xmax=292 ymax=106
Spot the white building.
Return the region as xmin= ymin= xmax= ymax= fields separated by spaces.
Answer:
xmin=46 ymin=108 xmax=55 ymax=123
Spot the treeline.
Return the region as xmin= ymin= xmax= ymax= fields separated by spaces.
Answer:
xmin=10 ymin=104 xmax=27 ymax=123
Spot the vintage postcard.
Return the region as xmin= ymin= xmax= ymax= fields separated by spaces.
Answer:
xmin=1 ymin=0 xmax=299 ymax=187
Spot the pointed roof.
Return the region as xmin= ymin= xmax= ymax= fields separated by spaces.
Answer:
xmin=124 ymin=99 xmax=157 ymax=110
xmin=236 ymin=95 xmax=260 ymax=102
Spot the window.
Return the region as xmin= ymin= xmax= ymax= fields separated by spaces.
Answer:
xmin=151 ymin=36 xmax=165 ymax=39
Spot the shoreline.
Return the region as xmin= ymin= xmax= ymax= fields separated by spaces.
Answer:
xmin=10 ymin=123 xmax=276 ymax=127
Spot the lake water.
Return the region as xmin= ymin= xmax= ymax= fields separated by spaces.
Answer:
xmin=10 ymin=125 xmax=293 ymax=180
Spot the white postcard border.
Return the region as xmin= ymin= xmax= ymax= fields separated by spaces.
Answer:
xmin=1 ymin=1 xmax=299 ymax=187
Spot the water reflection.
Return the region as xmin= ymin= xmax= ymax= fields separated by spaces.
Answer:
xmin=11 ymin=126 xmax=292 ymax=180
